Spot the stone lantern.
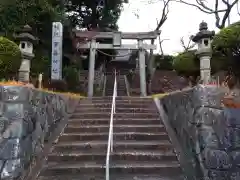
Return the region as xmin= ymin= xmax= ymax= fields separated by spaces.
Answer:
xmin=191 ymin=21 xmax=215 ymax=84
xmin=15 ymin=25 xmax=37 ymax=83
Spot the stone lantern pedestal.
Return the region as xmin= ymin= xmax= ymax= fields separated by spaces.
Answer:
xmin=19 ymin=52 xmax=35 ymax=82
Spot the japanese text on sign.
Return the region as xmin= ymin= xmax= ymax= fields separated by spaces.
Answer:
xmin=51 ymin=22 xmax=63 ymax=80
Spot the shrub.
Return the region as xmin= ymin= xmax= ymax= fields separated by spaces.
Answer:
xmin=212 ymin=21 xmax=240 ymax=77
xmin=173 ymin=50 xmax=199 ymax=75
xmin=63 ymin=66 xmax=80 ymax=92
xmin=49 ymin=79 xmax=68 ymax=92
xmin=0 ymin=37 xmax=21 ymax=79
xmin=212 ymin=21 xmax=240 ymax=57
xmin=154 ymin=54 xmax=174 ymax=70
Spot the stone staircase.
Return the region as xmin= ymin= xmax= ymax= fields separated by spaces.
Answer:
xmin=105 ymin=75 xmax=114 ymax=96
xmin=37 ymin=97 xmax=184 ymax=180
xmin=117 ymin=75 xmax=128 ymax=96
xmin=105 ymin=74 xmax=128 ymax=96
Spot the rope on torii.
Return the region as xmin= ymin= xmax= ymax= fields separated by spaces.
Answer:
xmin=97 ymin=49 xmax=133 ymax=57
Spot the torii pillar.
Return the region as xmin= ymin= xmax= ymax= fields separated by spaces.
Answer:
xmin=138 ymin=40 xmax=147 ymax=96
xmin=88 ymin=39 xmax=96 ymax=97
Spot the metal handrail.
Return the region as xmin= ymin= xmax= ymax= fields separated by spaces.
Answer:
xmin=105 ymin=69 xmax=117 ymax=180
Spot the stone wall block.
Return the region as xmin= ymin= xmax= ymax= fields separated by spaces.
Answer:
xmin=208 ymin=170 xmax=228 ymax=180
xmin=230 ymin=151 xmax=240 ymax=166
xmin=203 ymin=148 xmax=231 ymax=170
xmin=207 ymin=169 xmax=240 ymax=180
xmin=160 ymin=85 xmax=240 ymax=179
xmin=229 ymin=169 xmax=240 ymax=179
xmin=192 ymin=85 xmax=226 ymax=108
xmin=197 ymin=127 xmax=219 ymax=149
xmin=1 ymin=102 xmax=25 ymax=122
xmin=193 ymin=107 xmax=224 ymax=126
xmin=1 ymin=159 xmax=23 ymax=179
xmin=215 ymin=127 xmax=240 ymax=150
xmin=0 ymin=86 xmax=31 ymax=102
xmin=224 ymin=108 xmax=240 ymax=127
xmin=0 ymin=139 xmax=22 ymax=159
xmin=0 ymin=85 xmax=79 ymax=179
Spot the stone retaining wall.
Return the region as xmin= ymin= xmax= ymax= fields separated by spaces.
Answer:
xmin=0 ymin=86 xmax=79 ymax=179
xmin=159 ymin=85 xmax=240 ymax=180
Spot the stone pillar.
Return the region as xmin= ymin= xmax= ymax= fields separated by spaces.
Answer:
xmin=199 ymin=53 xmax=211 ymax=84
xmin=19 ymin=53 xmax=34 ymax=83
xmin=138 ymin=40 xmax=147 ymax=96
xmin=88 ymin=39 xmax=97 ymax=97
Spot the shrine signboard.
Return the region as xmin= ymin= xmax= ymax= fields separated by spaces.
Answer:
xmin=51 ymin=22 xmax=63 ymax=80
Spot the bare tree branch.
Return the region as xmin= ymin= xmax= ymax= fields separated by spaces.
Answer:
xmin=175 ymin=0 xmax=239 ymax=29
xmin=148 ymin=0 xmax=172 ymax=78
xmin=237 ymin=0 xmax=240 ymax=15
xmin=175 ymin=0 xmax=224 ymax=13
xmin=155 ymin=0 xmax=171 ymax=30
xmin=180 ymin=36 xmax=196 ymax=51
xmin=158 ymin=36 xmax=169 ymax=55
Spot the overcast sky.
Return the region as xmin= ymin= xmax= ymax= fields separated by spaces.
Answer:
xmin=117 ymin=0 xmax=240 ymax=55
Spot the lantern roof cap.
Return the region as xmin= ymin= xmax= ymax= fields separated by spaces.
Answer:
xmin=14 ymin=24 xmax=38 ymax=43
xmin=192 ymin=21 xmax=215 ymax=42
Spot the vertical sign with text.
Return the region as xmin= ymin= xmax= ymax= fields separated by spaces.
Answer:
xmin=51 ymin=22 xmax=63 ymax=80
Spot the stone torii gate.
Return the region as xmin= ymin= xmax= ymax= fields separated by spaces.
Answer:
xmin=73 ymin=30 xmax=160 ymax=97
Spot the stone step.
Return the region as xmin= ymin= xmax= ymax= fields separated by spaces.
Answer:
xmin=71 ymin=112 xmax=159 ymax=119
xmin=68 ymin=118 xmax=161 ymax=125
xmin=64 ymin=124 xmax=166 ymax=133
xmin=118 ymin=93 xmax=128 ymax=96
xmin=74 ymin=108 xmax=111 ymax=113
xmin=38 ymin=174 xmax=185 ymax=180
xmin=79 ymin=100 xmax=112 ymax=104
xmin=53 ymin=140 xmax=173 ymax=152
xmin=77 ymin=102 xmax=154 ymax=106
xmin=41 ymin=161 xmax=181 ymax=176
xmin=78 ymin=98 xmax=153 ymax=104
xmin=80 ymin=96 xmax=153 ymax=100
xmin=76 ymin=102 xmax=154 ymax=108
xmin=74 ymin=107 xmax=157 ymax=113
xmin=48 ymin=150 xmax=177 ymax=163
xmin=58 ymin=132 xmax=169 ymax=141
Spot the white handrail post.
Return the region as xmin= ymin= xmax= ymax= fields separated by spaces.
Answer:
xmin=105 ymin=67 xmax=117 ymax=180
xmin=110 ymin=113 xmax=113 ymax=153
xmin=106 ymin=159 xmax=109 ymax=180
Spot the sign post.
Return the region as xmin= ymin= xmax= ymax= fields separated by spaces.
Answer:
xmin=51 ymin=22 xmax=63 ymax=80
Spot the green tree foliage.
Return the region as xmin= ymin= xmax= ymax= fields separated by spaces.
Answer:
xmin=173 ymin=50 xmax=199 ymax=75
xmin=66 ymin=0 xmax=123 ymax=29
xmin=154 ymin=54 xmax=174 ymax=70
xmin=210 ymin=55 xmax=227 ymax=73
xmin=212 ymin=21 xmax=240 ymax=57
xmin=66 ymin=0 xmax=125 ymax=70
xmin=30 ymin=55 xmax=51 ymax=78
xmin=212 ymin=21 xmax=240 ymax=76
xmin=63 ymin=65 xmax=80 ymax=92
xmin=0 ymin=37 xmax=21 ymax=79
xmin=0 ymin=0 xmax=63 ymax=44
